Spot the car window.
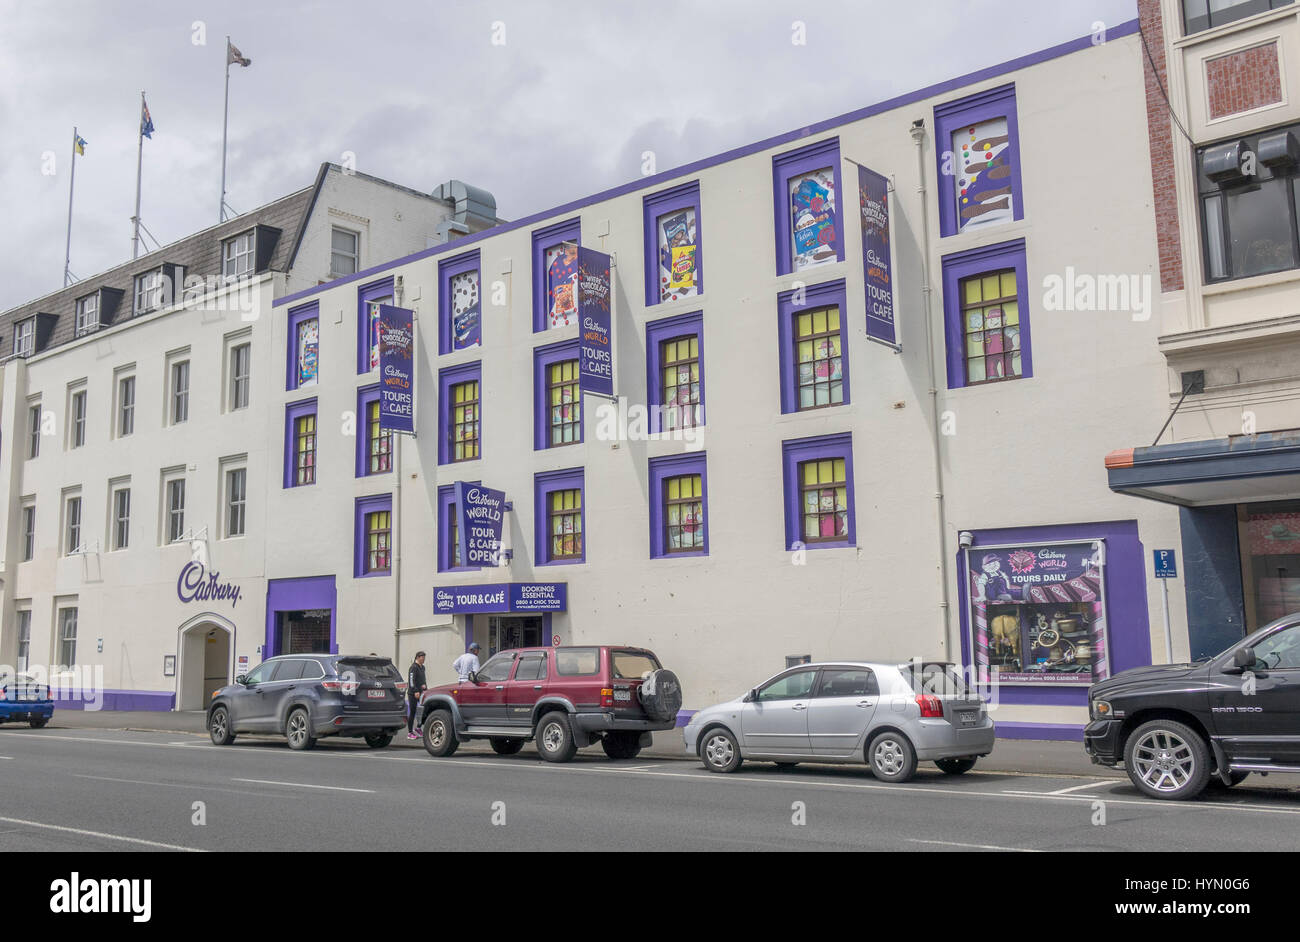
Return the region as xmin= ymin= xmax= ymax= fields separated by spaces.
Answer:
xmin=244 ymin=663 xmax=272 ymax=684
xmin=338 ymin=658 xmax=400 ymax=682
xmin=1250 ymin=625 xmax=1300 ymax=670
xmin=272 ymin=660 xmax=306 ymax=681
xmin=514 ymin=655 xmax=545 ymax=682
xmin=611 ymin=651 xmax=660 ymax=679
xmin=555 ymin=647 xmax=600 ymax=676
xmin=478 ymin=653 xmax=516 ymax=682
xmin=757 ymin=670 xmax=817 ymax=701
xmin=815 ymin=668 xmax=877 ymax=697
xmin=300 ymin=660 xmax=326 ymax=680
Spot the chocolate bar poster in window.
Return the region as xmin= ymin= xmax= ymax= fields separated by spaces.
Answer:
xmin=967 ymin=541 xmax=1110 ymax=685
xmin=858 ymin=165 xmax=897 ymax=348
xmin=376 ymin=304 xmax=415 ymax=434
xmin=954 ymin=116 xmax=1014 ymax=232
xmin=297 ymin=317 xmax=319 ymax=387
xmin=367 ymin=295 xmax=393 ymax=371
xmin=789 ymin=168 xmax=838 ymax=271
xmin=576 ymin=247 xmax=613 ymax=398
xmin=656 ymin=208 xmax=698 ymax=302
xmin=546 ymin=242 xmax=580 ymax=329
xmin=450 ymin=270 xmax=481 ymax=350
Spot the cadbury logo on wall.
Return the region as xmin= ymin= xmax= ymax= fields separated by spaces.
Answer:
xmin=177 ymin=561 xmax=243 ymax=608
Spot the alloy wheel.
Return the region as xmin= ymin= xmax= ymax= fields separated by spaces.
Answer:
xmin=704 ymin=733 xmax=734 ymax=768
xmin=210 ymin=711 xmax=227 ymax=740
xmin=288 ymin=712 xmax=307 ymax=747
xmin=1131 ymin=728 xmax=1196 ymax=793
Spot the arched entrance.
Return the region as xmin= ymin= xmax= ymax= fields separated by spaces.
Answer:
xmin=176 ymin=613 xmax=236 ymax=711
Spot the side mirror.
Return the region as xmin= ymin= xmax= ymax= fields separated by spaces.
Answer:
xmin=1233 ymin=648 xmax=1256 ymax=670
xmin=235 ymin=674 xmax=248 ymax=685
xmin=744 ymin=688 xmax=759 ymax=703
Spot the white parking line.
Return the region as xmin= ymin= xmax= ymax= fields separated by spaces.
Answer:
xmin=72 ymin=773 xmax=298 ymax=798
xmin=1044 ymin=780 xmax=1116 ymax=796
xmin=0 ymin=814 xmax=205 ymax=852
xmin=232 ymin=778 xmax=374 ymax=794
xmin=910 ymin=838 xmax=1041 ymax=852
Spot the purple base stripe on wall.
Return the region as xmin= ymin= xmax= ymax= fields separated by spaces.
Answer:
xmin=993 ymin=722 xmax=1085 ymax=742
xmin=53 ymin=690 xmax=177 ymax=712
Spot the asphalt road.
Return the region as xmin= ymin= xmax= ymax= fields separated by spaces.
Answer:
xmin=1 ymin=726 xmax=1298 ymax=852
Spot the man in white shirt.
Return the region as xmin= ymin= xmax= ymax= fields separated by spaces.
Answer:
xmin=452 ymin=642 xmax=482 ymax=682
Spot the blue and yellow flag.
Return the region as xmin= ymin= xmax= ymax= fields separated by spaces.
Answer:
xmin=141 ymin=99 xmax=155 ymax=139
xmin=73 ymin=133 xmax=87 ymax=156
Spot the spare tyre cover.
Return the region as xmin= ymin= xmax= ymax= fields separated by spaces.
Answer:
xmin=638 ymin=669 xmax=683 ymax=722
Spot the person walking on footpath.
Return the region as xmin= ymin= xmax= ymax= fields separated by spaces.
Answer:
xmin=406 ymin=651 xmax=428 ymax=740
xmin=453 ymin=642 xmax=482 ymax=682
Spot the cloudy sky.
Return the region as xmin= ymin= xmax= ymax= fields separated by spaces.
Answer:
xmin=0 ymin=0 xmax=1136 ymax=310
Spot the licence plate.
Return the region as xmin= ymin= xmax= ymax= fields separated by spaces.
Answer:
xmin=958 ymin=710 xmax=978 ymax=726
xmin=614 ymin=689 xmax=632 ymax=702
xmin=366 ymin=689 xmax=387 ymax=699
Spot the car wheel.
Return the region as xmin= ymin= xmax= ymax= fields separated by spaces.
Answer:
xmin=364 ymin=731 xmax=394 ymax=749
xmin=935 ymin=757 xmax=976 ymax=775
xmin=869 ymin=731 xmax=917 ymax=783
xmin=601 ymin=731 xmax=642 ymax=760
xmin=490 ymin=737 xmax=525 ymax=756
xmin=1208 ymin=770 xmax=1250 ymax=789
xmin=285 ymin=708 xmax=316 ymax=751
xmin=208 ymin=706 xmax=235 ymax=745
xmin=536 ymin=711 xmax=578 ymax=763
xmin=29 ymin=717 xmax=49 ymax=730
xmin=1124 ymin=719 xmax=1210 ymax=800
xmin=701 ymin=728 xmax=742 ymax=773
xmin=423 ymin=709 xmax=459 ymax=757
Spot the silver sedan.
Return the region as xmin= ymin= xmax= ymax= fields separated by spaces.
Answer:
xmin=683 ymin=661 xmax=995 ymax=782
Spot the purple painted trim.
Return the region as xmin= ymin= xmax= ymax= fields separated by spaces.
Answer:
xmin=354 ymin=384 xmax=390 ymax=478
xmin=934 ymin=83 xmax=1025 ymax=239
xmin=776 ymin=279 xmax=850 ymax=414
xmin=940 ymin=239 xmax=1031 ymax=389
xmin=356 ymin=277 xmax=394 ymax=375
xmin=773 ymin=137 xmax=845 ymax=276
xmin=285 ymin=302 xmax=319 ymax=392
xmin=437 ymin=360 xmax=482 ymax=466
xmin=52 ymin=690 xmax=176 ymax=712
xmin=954 ymin=519 xmax=1153 ymax=704
xmin=533 ymin=337 xmax=582 ymax=451
xmin=534 ymin=467 xmax=585 ymax=566
xmin=995 ymin=722 xmax=1085 ymax=742
xmin=272 ymin=21 xmax=1139 ymax=312
xmin=265 ymin=575 xmax=337 ymax=657
xmin=645 ymin=310 xmax=705 ymax=434
xmin=437 ymin=481 xmax=479 ymax=572
xmin=353 ymin=493 xmax=393 ymax=578
xmin=648 ymin=452 xmax=709 ymax=559
xmin=780 ymin=432 xmax=856 ymax=550
xmin=531 ymin=218 xmax=581 ymax=333
xmin=642 ymin=181 xmax=703 ymax=307
xmin=438 ymin=250 xmax=481 ymax=356
xmin=283 ymin=397 xmax=317 ymax=489
xmin=675 ymin=709 xmax=696 ymax=728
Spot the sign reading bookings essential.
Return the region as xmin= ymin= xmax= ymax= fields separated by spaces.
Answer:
xmin=577 ymin=247 xmax=613 ymax=397
xmin=857 ymin=165 xmax=897 ymax=349
xmin=433 ymin=582 xmax=568 ymax=615
xmin=377 ymin=304 xmax=415 ymax=433
xmin=454 ymin=481 xmax=506 ymax=567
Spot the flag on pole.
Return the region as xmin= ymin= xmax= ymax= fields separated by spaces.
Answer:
xmin=227 ymin=40 xmax=251 ymax=67
xmin=141 ymin=98 xmax=155 ymax=139
xmin=73 ymin=133 xmax=87 ymax=156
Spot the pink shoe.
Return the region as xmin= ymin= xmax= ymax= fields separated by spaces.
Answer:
xmin=407 ymin=732 xmax=419 ymax=740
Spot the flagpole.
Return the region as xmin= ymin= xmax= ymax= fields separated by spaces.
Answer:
xmin=64 ymin=127 xmax=78 ymax=287
xmin=220 ymin=37 xmax=231 ymax=222
xmin=132 ymin=91 xmax=144 ymax=259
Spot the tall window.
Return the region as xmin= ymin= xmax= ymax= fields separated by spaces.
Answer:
xmin=295 ymin=414 xmax=317 ymax=485
xmin=70 ymin=390 xmax=87 ymax=447
xmin=296 ymin=316 xmax=320 ymax=388
xmin=664 ymin=474 xmax=704 ymax=553
xmin=118 ymin=376 xmax=135 ymax=437
xmin=331 ymin=227 xmax=360 ymax=277
xmin=365 ymin=509 xmax=391 ymax=574
xmin=65 ymin=496 xmax=82 ymax=555
xmin=28 ymin=404 xmax=41 ymax=458
xmin=795 ymin=306 xmax=844 ymax=410
xmin=774 ymin=139 xmax=842 ymax=276
xmin=230 ymin=343 xmax=251 ymax=410
xmin=645 ymin=185 xmax=702 ymax=305
xmin=799 ymin=458 xmax=848 ymax=544
xmin=366 ymin=400 xmax=392 ymax=474
xmin=15 ymin=610 xmax=31 ymax=671
xmin=548 ymin=489 xmax=583 ymax=561
xmin=661 ymin=336 xmax=701 ymax=429
xmin=934 ymin=85 xmax=1022 ymax=238
xmin=14 ymin=318 xmax=34 ymax=357
xmin=547 ymin=359 xmax=580 ymax=446
xmin=57 ymin=607 xmax=78 ymax=669
xmin=21 ymin=505 xmax=35 ymax=561
xmin=113 ymin=487 xmax=130 ymax=550
xmin=75 ymin=294 xmax=99 ymax=335
xmin=448 ymin=514 xmax=463 ymax=568
xmin=166 ymin=479 xmax=186 ymax=543
xmin=171 ymin=361 xmax=190 ymax=424
xmin=226 ymin=468 xmax=247 ymax=537
xmin=134 ymin=269 xmax=163 ymax=315
xmin=532 ymin=219 xmax=581 ymax=332
xmin=1184 ymin=0 xmax=1293 ymax=34
xmin=363 ymin=294 xmax=392 ymax=372
xmin=450 ymin=380 xmax=480 ymax=462
xmin=959 ymin=269 xmax=1021 ymax=384
xmin=223 ymin=231 xmax=254 ymax=279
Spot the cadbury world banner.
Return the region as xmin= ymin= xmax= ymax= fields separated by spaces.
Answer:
xmin=377 ymin=304 xmax=415 ymax=434
xmin=858 ymin=165 xmax=897 ymax=349
xmin=577 ymin=247 xmax=613 ymax=397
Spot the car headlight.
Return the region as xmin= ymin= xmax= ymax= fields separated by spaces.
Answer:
xmin=1091 ymin=698 xmax=1120 ymax=720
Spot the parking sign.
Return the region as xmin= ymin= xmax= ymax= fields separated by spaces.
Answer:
xmin=1153 ymin=549 xmax=1177 ymax=579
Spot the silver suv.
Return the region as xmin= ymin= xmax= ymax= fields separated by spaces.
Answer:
xmin=683 ymin=661 xmax=994 ymax=781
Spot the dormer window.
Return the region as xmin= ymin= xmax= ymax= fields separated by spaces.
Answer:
xmin=14 ymin=318 xmax=34 ymax=358
xmin=134 ymin=269 xmax=164 ymax=315
xmin=223 ymin=230 xmax=255 ymax=279
xmin=75 ymin=293 xmax=99 ymax=336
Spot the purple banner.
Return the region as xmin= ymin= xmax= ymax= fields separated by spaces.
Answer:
xmin=577 ymin=247 xmax=613 ymax=397
xmin=377 ymin=304 xmax=414 ymax=434
xmin=858 ymin=165 xmax=897 ymax=348
xmin=454 ymin=482 xmax=506 ymax=568
xmin=433 ymin=582 xmax=568 ymax=615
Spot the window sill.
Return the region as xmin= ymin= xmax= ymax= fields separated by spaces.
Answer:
xmin=789 ymin=540 xmax=855 ymax=552
xmin=1202 ymin=265 xmax=1300 ymax=296
xmin=652 ymin=550 xmax=709 ymax=561
xmin=356 ymin=570 xmax=391 ymax=579
xmin=539 ymin=558 xmax=586 ymax=568
xmin=771 ymin=260 xmax=849 ymax=292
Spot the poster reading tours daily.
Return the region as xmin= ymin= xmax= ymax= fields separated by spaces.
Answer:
xmin=376 ymin=304 xmax=414 ymax=434
xmin=967 ymin=541 xmax=1109 ymax=685
xmin=858 ymin=165 xmax=897 ymax=348
xmin=454 ymin=481 xmax=506 ymax=567
xmin=576 ymin=246 xmax=613 ymax=397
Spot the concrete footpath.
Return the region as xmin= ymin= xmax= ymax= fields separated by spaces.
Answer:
xmin=45 ymin=709 xmax=1115 ymax=778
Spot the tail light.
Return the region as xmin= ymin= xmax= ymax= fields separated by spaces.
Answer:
xmin=600 ymin=687 xmax=614 ymax=708
xmin=320 ymin=680 xmax=343 ymax=690
xmin=916 ymin=695 xmax=944 ymax=718
xmin=395 ymin=681 xmax=409 ymax=695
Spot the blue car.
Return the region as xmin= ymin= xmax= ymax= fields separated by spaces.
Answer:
xmin=0 ymin=673 xmax=54 ymax=728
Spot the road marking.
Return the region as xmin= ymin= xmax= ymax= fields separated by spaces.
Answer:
xmin=232 ymin=778 xmax=374 ymax=794
xmin=910 ymin=838 xmax=1041 ymax=852
xmin=72 ymin=773 xmax=297 ymax=798
xmin=0 ymin=814 xmax=205 ymax=852
xmin=1043 ymin=780 xmax=1115 ymax=796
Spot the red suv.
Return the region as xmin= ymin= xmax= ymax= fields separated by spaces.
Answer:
xmin=418 ymin=645 xmax=682 ymax=762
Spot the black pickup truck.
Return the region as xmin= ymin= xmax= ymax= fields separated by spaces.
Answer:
xmin=1085 ymin=612 xmax=1300 ymax=800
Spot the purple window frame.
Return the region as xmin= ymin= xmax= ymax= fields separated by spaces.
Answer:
xmin=646 ymin=311 xmax=705 ymax=433
xmin=355 ymin=384 xmax=392 ymax=478
xmin=285 ymin=302 xmax=319 ymax=391
xmin=934 ymin=83 xmax=1024 ymax=238
xmin=772 ymin=137 xmax=844 ymax=277
xmin=777 ymin=279 xmax=850 ymax=414
xmin=781 ymin=432 xmax=856 ymax=551
xmin=357 ymin=277 xmax=394 ymax=375
xmin=534 ymin=467 xmax=585 ymax=566
xmin=354 ymin=493 xmax=393 ymax=578
xmin=533 ymin=338 xmax=582 ymax=451
xmin=648 ymin=452 xmax=709 ymax=559
xmin=531 ymin=217 xmax=581 ymax=333
xmin=438 ymin=250 xmax=482 ymax=355
xmin=438 ymin=360 xmax=482 ymax=466
xmin=436 ymin=482 xmax=480 ymax=573
xmin=265 ymin=575 xmax=336 ymax=657
xmin=940 ymin=238 xmax=1032 ymax=389
xmin=642 ymin=181 xmax=703 ymax=307
xmin=283 ymin=397 xmax=318 ymax=489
